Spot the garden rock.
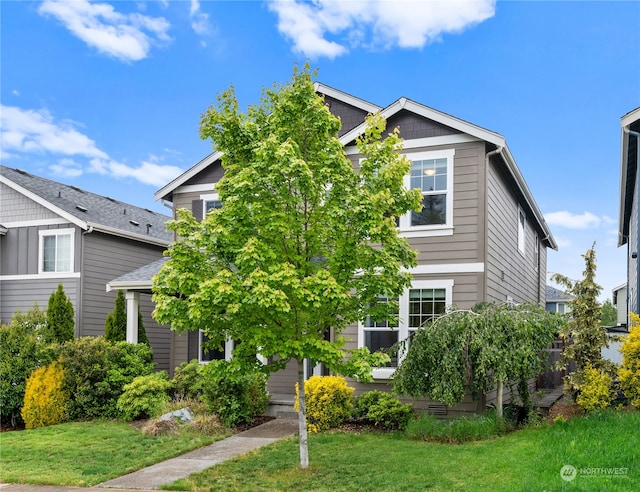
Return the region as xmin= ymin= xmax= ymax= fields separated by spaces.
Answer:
xmin=159 ymin=407 xmax=194 ymax=423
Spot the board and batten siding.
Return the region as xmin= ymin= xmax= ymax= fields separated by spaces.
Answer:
xmin=80 ymin=232 xmax=171 ymax=370
xmin=485 ymin=156 xmax=544 ymax=304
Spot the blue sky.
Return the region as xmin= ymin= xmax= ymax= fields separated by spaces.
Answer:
xmin=1 ymin=0 xmax=639 ymax=301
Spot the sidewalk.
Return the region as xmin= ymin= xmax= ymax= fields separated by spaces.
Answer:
xmin=0 ymin=418 xmax=299 ymax=492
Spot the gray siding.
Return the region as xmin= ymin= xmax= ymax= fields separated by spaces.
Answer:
xmin=0 ymin=277 xmax=79 ymax=327
xmin=323 ymin=95 xmax=369 ymax=137
xmin=486 ymin=156 xmax=544 ymax=304
xmin=390 ymin=110 xmax=462 ymax=140
xmin=630 ymin=176 xmax=639 ymax=314
xmin=0 ymin=223 xmax=83 ymax=276
xmin=0 ymin=183 xmax=59 ymax=223
xmin=80 ymin=232 xmax=169 ymax=370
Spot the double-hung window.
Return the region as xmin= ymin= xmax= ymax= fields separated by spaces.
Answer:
xmin=202 ymin=193 xmax=222 ymax=215
xmin=359 ymin=280 xmax=453 ymax=379
xmin=39 ymin=229 xmax=74 ymax=274
xmin=399 ymin=149 xmax=454 ymax=236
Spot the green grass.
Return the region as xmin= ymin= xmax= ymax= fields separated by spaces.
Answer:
xmin=166 ymin=410 xmax=640 ymax=492
xmin=0 ymin=420 xmax=218 ymax=486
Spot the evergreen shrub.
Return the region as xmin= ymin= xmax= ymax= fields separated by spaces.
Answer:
xmin=21 ymin=361 xmax=68 ymax=429
xmin=352 ymin=390 xmax=415 ymax=430
xmin=619 ymin=313 xmax=640 ymax=407
xmin=576 ymin=365 xmax=614 ymax=412
xmin=296 ymin=375 xmax=354 ymax=433
xmin=117 ymin=371 xmax=172 ymax=421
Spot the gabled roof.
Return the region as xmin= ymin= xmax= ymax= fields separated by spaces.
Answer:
xmin=618 ymin=107 xmax=640 ymax=247
xmin=152 ymin=85 xmax=556 ymax=249
xmin=545 ymin=285 xmax=574 ymax=302
xmin=0 ymin=165 xmax=172 ymax=246
xmin=106 ymin=257 xmax=169 ymax=292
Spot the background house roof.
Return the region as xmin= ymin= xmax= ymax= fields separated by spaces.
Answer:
xmin=545 ymin=284 xmax=574 ymax=302
xmin=1 ymin=165 xmax=172 ymax=246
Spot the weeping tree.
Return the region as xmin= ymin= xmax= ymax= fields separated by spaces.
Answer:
xmin=152 ymin=64 xmax=421 ymax=468
xmin=393 ymin=302 xmax=561 ymax=417
xmin=551 ymin=244 xmax=615 ymax=393
xmin=105 ymin=290 xmax=149 ymax=345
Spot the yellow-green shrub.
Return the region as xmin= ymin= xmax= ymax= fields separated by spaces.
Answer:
xmin=619 ymin=313 xmax=640 ymax=407
xmin=576 ymin=365 xmax=613 ymax=412
xmin=21 ymin=361 xmax=68 ymax=429
xmin=295 ymin=376 xmax=354 ymax=433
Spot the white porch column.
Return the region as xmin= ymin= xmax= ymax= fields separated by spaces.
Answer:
xmin=125 ymin=291 xmax=140 ymax=344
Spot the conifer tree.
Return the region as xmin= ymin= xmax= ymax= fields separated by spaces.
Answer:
xmin=44 ymin=284 xmax=75 ymax=344
xmin=105 ymin=290 xmax=149 ymax=344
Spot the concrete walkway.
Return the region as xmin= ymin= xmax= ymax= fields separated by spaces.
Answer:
xmin=0 ymin=418 xmax=299 ymax=492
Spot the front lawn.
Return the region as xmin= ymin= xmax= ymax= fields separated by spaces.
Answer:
xmin=0 ymin=420 xmax=219 ymax=486
xmin=166 ymin=410 xmax=640 ymax=492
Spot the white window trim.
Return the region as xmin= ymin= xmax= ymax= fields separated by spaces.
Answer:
xmin=358 ymin=279 xmax=454 ymax=380
xmin=198 ymin=329 xmax=233 ymax=363
xmin=518 ymin=207 xmax=526 ymax=256
xmin=38 ymin=228 xmax=75 ymax=275
xmin=200 ymin=192 xmax=220 ymax=217
xmin=399 ymin=149 xmax=455 ymax=237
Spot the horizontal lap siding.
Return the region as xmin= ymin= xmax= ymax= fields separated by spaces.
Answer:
xmin=486 ymin=158 xmax=542 ymax=304
xmin=0 ymin=277 xmax=79 ymax=327
xmin=81 ymin=232 xmax=170 ymax=370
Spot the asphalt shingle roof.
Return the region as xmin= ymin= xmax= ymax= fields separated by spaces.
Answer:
xmin=1 ymin=165 xmax=172 ymax=244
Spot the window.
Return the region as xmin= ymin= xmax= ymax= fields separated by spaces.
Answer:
xmin=201 ymin=193 xmax=222 ymax=216
xmin=359 ymin=280 xmax=453 ymax=378
xmin=39 ymin=229 xmax=74 ymax=274
xmin=399 ymin=149 xmax=454 ymax=236
xmin=518 ymin=208 xmax=526 ymax=255
xmin=534 ymin=233 xmax=539 ymax=270
xmin=199 ymin=330 xmax=233 ymax=363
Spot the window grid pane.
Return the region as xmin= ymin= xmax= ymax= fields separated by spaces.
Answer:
xmin=408 ymin=288 xmax=446 ymax=331
xmin=205 ymin=200 xmax=222 ymax=213
xmin=43 ymin=236 xmax=56 ymax=272
xmin=56 ymin=234 xmax=71 ymax=272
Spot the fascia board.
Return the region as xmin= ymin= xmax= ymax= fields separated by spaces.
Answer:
xmin=0 ymin=174 xmax=87 ymax=230
xmin=314 ymin=82 xmax=381 ymax=114
xmin=154 ymin=151 xmax=223 ymax=203
xmin=89 ymin=222 xmax=170 ymax=248
xmin=106 ymin=280 xmax=153 ymax=292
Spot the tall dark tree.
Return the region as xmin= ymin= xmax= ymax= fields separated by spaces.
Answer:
xmin=44 ymin=284 xmax=75 ymax=344
xmin=105 ymin=290 xmax=148 ymax=344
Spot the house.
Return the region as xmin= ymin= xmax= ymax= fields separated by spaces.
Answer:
xmin=612 ymin=283 xmax=628 ymax=327
xmin=545 ymin=284 xmax=573 ymax=314
xmin=115 ymin=84 xmax=557 ymax=415
xmin=618 ymin=107 xmax=640 ymax=324
xmin=0 ymin=165 xmax=174 ymax=371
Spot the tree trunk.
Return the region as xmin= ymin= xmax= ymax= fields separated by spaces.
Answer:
xmin=496 ymin=377 xmax=504 ymax=418
xmin=297 ymin=359 xmax=309 ymax=469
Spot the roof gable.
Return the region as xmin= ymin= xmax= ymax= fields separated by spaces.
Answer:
xmin=0 ymin=165 xmax=172 ymax=246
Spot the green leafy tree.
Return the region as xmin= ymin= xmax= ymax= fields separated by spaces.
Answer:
xmin=104 ymin=290 xmax=149 ymax=345
xmin=44 ymin=284 xmax=75 ymax=344
xmin=600 ymin=299 xmax=617 ymax=326
xmin=551 ymin=244 xmax=615 ymax=394
xmin=153 ymin=64 xmax=421 ymax=467
xmin=393 ymin=302 xmax=560 ymax=418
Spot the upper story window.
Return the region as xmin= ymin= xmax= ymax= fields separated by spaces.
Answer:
xmin=39 ymin=228 xmax=74 ymax=274
xmin=518 ymin=208 xmax=526 ymax=255
xmin=202 ymin=193 xmax=222 ymax=216
xmin=399 ymin=149 xmax=455 ymax=237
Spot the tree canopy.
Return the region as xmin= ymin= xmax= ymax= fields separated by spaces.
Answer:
xmin=152 ymin=64 xmax=421 ymax=467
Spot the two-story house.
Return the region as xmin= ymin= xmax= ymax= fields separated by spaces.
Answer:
xmin=111 ymin=84 xmax=556 ymax=414
xmin=0 ymin=165 xmax=173 ymax=370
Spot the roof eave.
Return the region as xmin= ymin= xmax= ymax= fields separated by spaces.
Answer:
xmin=618 ymin=107 xmax=640 ymax=247
xmin=154 ymin=151 xmax=222 ymax=203
xmin=89 ymin=222 xmax=171 ymax=248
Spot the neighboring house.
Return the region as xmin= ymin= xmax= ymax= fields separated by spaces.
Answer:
xmin=618 ymin=107 xmax=640 ymax=325
xmin=545 ymin=285 xmax=573 ymax=314
xmin=0 ymin=166 xmax=174 ymax=371
xmin=115 ymin=84 xmax=557 ymax=415
xmin=612 ymin=283 xmax=628 ymax=327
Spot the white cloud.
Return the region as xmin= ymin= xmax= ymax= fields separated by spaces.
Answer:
xmin=1 ymin=105 xmax=108 ymax=158
xmin=1 ymin=105 xmax=183 ymax=188
xmin=38 ymin=0 xmax=171 ymax=62
xmin=544 ymin=211 xmax=603 ymax=229
xmin=190 ymin=0 xmax=211 ymax=36
xmin=267 ymin=0 xmax=496 ymax=59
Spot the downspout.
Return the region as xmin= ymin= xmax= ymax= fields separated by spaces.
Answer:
xmin=79 ymin=225 xmax=94 ymax=337
xmin=625 ymin=127 xmax=640 ymax=314
xmin=485 ymin=146 xmax=503 ymax=302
